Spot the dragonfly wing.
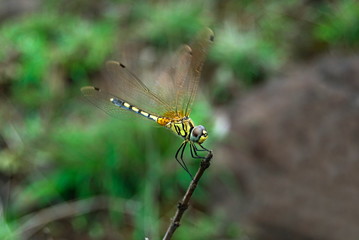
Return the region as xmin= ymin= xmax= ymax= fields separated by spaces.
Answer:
xmin=149 ymin=29 xmax=214 ymax=118
xmin=154 ymin=45 xmax=193 ymax=118
xmin=81 ymin=86 xmax=138 ymax=119
xmin=183 ymin=28 xmax=214 ymax=116
xmin=105 ymin=61 xmax=174 ymax=116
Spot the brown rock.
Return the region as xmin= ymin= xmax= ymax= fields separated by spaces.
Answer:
xmin=220 ymin=54 xmax=359 ymax=240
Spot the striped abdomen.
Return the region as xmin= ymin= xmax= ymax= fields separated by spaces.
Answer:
xmin=110 ymin=97 xmax=171 ymax=126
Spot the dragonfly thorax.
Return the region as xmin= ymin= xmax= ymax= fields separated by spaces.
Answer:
xmin=166 ymin=117 xmax=207 ymax=144
xmin=190 ymin=125 xmax=208 ymax=144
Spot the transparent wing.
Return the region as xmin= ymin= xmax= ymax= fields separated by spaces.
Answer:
xmin=153 ymin=45 xmax=193 ymax=117
xmin=105 ymin=61 xmax=175 ymax=117
xmin=81 ymin=86 xmax=148 ymax=119
xmin=146 ymin=28 xmax=214 ymax=118
xmin=182 ymin=28 xmax=214 ymax=116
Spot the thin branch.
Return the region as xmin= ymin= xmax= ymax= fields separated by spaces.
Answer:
xmin=16 ymin=196 xmax=139 ymax=239
xmin=162 ymin=150 xmax=213 ymax=240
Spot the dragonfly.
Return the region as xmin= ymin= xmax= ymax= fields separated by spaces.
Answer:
xmin=81 ymin=28 xmax=214 ymax=177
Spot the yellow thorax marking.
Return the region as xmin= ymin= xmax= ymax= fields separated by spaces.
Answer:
xmin=164 ymin=117 xmax=194 ymax=139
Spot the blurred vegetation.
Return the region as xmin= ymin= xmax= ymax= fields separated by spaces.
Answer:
xmin=0 ymin=0 xmax=358 ymax=239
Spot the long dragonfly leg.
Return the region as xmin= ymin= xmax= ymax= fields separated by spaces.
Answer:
xmin=195 ymin=143 xmax=211 ymax=152
xmin=175 ymin=142 xmax=186 ymax=169
xmin=194 ymin=143 xmax=210 ymax=152
xmin=190 ymin=142 xmax=205 ymax=159
xmin=175 ymin=141 xmax=193 ymax=179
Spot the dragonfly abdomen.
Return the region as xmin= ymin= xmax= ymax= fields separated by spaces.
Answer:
xmin=110 ymin=97 xmax=160 ymax=122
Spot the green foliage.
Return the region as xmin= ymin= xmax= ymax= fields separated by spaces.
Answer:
xmin=0 ymin=12 xmax=116 ymax=108
xmin=314 ymin=0 xmax=359 ymax=47
xmin=211 ymin=24 xmax=282 ymax=85
xmin=175 ymin=214 xmax=244 ymax=240
xmin=0 ymin=219 xmax=16 ymax=240
xmin=135 ymin=1 xmax=211 ymax=47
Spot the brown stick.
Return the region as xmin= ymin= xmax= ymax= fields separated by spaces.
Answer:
xmin=162 ymin=150 xmax=213 ymax=240
xmin=17 ymin=196 xmax=138 ymax=239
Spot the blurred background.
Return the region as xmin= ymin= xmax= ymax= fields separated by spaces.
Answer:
xmin=1 ymin=0 xmax=359 ymax=239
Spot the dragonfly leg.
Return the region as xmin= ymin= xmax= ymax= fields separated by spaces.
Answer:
xmin=190 ymin=142 xmax=205 ymax=159
xmin=194 ymin=143 xmax=210 ymax=152
xmin=175 ymin=141 xmax=193 ymax=179
xmin=175 ymin=142 xmax=186 ymax=168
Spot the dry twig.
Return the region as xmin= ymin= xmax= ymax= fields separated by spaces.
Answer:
xmin=17 ymin=196 xmax=139 ymax=239
xmin=162 ymin=150 xmax=213 ymax=240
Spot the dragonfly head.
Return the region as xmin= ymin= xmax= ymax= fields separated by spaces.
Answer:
xmin=190 ymin=125 xmax=208 ymax=144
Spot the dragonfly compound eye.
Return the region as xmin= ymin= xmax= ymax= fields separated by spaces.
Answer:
xmin=190 ymin=125 xmax=208 ymax=144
